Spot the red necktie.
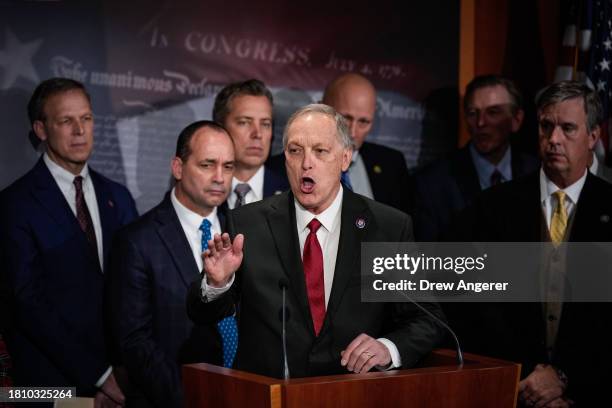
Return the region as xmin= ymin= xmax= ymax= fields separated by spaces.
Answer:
xmin=73 ymin=176 xmax=98 ymax=252
xmin=303 ymin=218 xmax=325 ymax=336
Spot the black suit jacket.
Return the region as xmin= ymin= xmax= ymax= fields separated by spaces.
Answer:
xmin=412 ymin=144 xmax=539 ymax=241
xmin=108 ymin=194 xmax=223 ymax=407
xmin=187 ymin=188 xmax=445 ymax=378
xmin=358 ymin=142 xmax=411 ymax=214
xmin=0 ymin=158 xmax=137 ymax=396
xmin=459 ymin=172 xmax=612 ymax=406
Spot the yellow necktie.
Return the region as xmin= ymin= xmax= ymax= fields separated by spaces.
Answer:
xmin=550 ymin=191 xmax=568 ymax=245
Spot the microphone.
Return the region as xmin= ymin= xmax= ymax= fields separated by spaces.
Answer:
xmin=278 ymin=278 xmax=291 ymax=379
xmin=398 ymin=291 xmax=464 ymax=367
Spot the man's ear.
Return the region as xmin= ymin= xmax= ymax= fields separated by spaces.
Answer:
xmin=588 ymin=125 xmax=601 ymax=150
xmin=32 ymin=120 xmax=47 ymax=142
xmin=511 ymin=108 xmax=525 ymax=133
xmin=341 ymin=148 xmax=353 ymax=172
xmin=171 ymin=157 xmax=183 ymax=181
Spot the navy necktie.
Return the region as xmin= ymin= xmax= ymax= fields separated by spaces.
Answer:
xmin=340 ymin=170 xmax=353 ymax=191
xmin=200 ymin=218 xmax=238 ymax=367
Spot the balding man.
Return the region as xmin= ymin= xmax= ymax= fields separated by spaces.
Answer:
xmin=322 ymin=73 xmax=411 ymax=215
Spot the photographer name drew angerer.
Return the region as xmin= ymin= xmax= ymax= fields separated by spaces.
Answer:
xmin=372 ymin=279 xmax=509 ymax=293
xmin=371 ymin=253 xmax=487 ymax=275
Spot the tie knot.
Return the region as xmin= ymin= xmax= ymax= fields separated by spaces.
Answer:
xmin=73 ymin=176 xmax=84 ymax=191
xmin=199 ymin=218 xmax=212 ymax=233
xmin=490 ymin=169 xmax=502 ymax=186
xmin=235 ymin=183 xmax=251 ymax=197
xmin=307 ymin=218 xmax=322 ymax=233
xmin=553 ymin=190 xmax=566 ymax=205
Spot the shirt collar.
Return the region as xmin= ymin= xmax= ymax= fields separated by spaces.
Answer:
xmin=539 ymin=167 xmax=588 ymax=206
xmin=294 ymin=185 xmax=344 ymax=234
xmin=232 ymin=165 xmax=265 ymax=201
xmin=469 ymin=143 xmax=512 ymax=186
xmin=44 ymin=152 xmax=90 ymax=188
xmin=171 ymin=187 xmax=218 ymax=230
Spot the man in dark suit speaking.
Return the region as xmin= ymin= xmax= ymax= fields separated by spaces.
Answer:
xmin=108 ymin=121 xmax=234 ymax=407
xmin=0 ymin=78 xmax=137 ymax=405
xmin=187 ymin=104 xmax=444 ymax=378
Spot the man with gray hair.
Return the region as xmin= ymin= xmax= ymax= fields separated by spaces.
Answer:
xmin=187 ymin=103 xmax=444 ymax=378
xmin=463 ymin=81 xmax=612 ymax=407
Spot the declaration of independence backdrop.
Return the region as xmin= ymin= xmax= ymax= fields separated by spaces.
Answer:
xmin=0 ymin=1 xmax=459 ymax=213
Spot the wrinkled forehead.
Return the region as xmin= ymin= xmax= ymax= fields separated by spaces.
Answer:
xmin=286 ymin=113 xmax=340 ymax=145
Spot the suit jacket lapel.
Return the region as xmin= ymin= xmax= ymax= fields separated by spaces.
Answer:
xmin=155 ymin=195 xmax=200 ymax=287
xmin=30 ymin=158 xmax=77 ymax=231
xmin=31 ymin=158 xmax=100 ymax=268
xmin=570 ymin=173 xmax=612 ymax=241
xmin=323 ymin=189 xmax=371 ymax=335
xmin=90 ymin=170 xmax=117 ymax=265
xmin=265 ymin=192 xmax=313 ymax=330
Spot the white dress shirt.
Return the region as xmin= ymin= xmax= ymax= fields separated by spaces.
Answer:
xmin=44 ymin=153 xmax=103 ymax=269
xmin=227 ymin=165 xmax=265 ymax=209
xmin=347 ymin=150 xmax=374 ymax=199
xmin=170 ymin=188 xmax=222 ymax=271
xmin=470 ymin=143 xmax=513 ymax=189
xmin=539 ymin=168 xmax=587 ymax=229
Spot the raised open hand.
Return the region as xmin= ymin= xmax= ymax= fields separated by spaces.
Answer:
xmin=202 ymin=232 xmax=244 ymax=287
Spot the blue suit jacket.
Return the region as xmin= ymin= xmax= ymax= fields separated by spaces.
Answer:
xmin=0 ymin=157 xmax=137 ymax=395
xmin=107 ymin=194 xmax=223 ymax=407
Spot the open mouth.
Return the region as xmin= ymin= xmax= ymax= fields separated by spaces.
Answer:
xmin=301 ymin=177 xmax=315 ymax=193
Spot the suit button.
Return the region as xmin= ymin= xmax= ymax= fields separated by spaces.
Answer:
xmin=548 ymin=314 xmax=557 ymax=321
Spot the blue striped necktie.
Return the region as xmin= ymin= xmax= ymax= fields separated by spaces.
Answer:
xmin=200 ymin=218 xmax=238 ymax=367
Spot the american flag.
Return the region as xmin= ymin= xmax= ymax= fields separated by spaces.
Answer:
xmin=555 ymin=0 xmax=612 ymax=161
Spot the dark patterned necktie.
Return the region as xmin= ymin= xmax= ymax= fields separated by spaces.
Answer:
xmin=200 ymin=218 xmax=238 ymax=367
xmin=490 ymin=169 xmax=503 ymax=187
xmin=303 ymin=218 xmax=325 ymax=336
xmin=234 ymin=183 xmax=251 ymax=208
xmin=73 ymin=176 xmax=98 ymax=252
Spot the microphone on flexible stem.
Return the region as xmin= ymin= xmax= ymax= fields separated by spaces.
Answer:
xmin=398 ymin=291 xmax=464 ymax=367
xmin=278 ymin=278 xmax=291 ymax=379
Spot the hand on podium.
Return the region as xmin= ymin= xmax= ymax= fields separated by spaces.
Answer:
xmin=340 ymin=333 xmax=391 ymax=374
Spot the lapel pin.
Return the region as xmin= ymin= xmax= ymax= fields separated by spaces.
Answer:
xmin=108 ymin=200 xmax=114 ymax=208
xmin=600 ymin=214 xmax=610 ymax=223
xmin=355 ymin=217 xmax=366 ymax=229
xmin=373 ymin=165 xmax=382 ymax=174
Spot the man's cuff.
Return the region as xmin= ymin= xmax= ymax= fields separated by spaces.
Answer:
xmin=376 ymin=338 xmax=402 ymax=370
xmin=95 ymin=366 xmax=112 ymax=388
xmin=201 ymin=273 xmax=235 ymax=302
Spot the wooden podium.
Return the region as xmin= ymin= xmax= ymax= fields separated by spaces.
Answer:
xmin=183 ymin=349 xmax=520 ymax=407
